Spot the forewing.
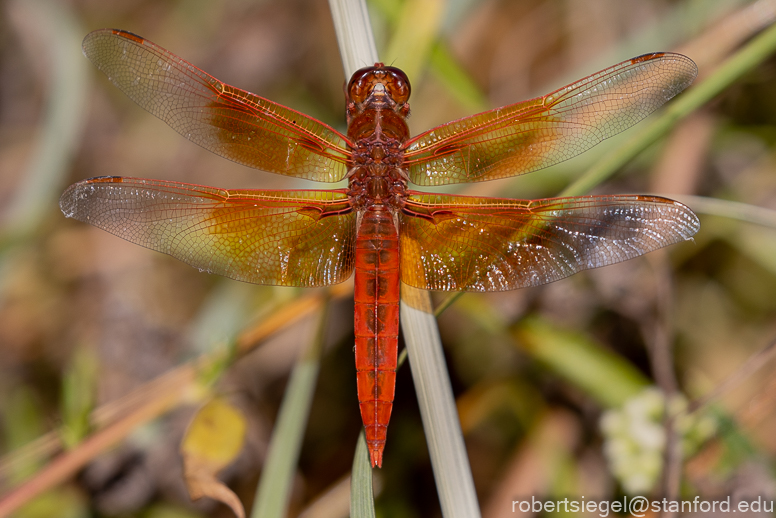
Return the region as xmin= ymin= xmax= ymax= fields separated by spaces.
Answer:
xmin=400 ymin=193 xmax=699 ymax=291
xmin=60 ymin=177 xmax=356 ymax=287
xmin=82 ymin=29 xmax=351 ymax=182
xmin=404 ymin=53 xmax=697 ymax=185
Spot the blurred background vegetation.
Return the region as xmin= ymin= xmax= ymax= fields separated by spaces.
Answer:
xmin=2 ymin=0 xmax=776 ymax=516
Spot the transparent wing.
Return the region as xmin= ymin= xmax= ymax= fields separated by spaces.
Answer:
xmin=400 ymin=193 xmax=699 ymax=291
xmin=404 ymin=53 xmax=697 ymax=185
xmin=83 ymin=29 xmax=351 ymax=182
xmin=60 ymin=177 xmax=356 ymax=287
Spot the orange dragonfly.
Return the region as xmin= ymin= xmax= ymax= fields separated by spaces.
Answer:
xmin=61 ymin=29 xmax=700 ymax=468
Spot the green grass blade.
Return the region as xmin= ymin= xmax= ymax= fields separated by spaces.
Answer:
xmin=513 ymin=317 xmax=650 ymax=409
xmin=383 ymin=0 xmax=444 ymax=81
xmin=250 ymin=304 xmax=327 ymax=518
xmin=59 ymin=347 xmax=98 ymax=449
xmin=561 ymin=21 xmax=776 ymax=197
xmin=673 ymin=195 xmax=776 ymax=229
xmin=401 ymin=286 xmax=481 ymax=518
xmin=328 ymin=0 xmax=379 ymax=76
xmin=428 ymin=43 xmax=489 ymax=113
xmin=4 ymin=0 xmax=87 ymax=237
xmin=0 ymin=0 xmax=86 ymax=255
xmin=350 ymin=431 xmax=376 ymax=518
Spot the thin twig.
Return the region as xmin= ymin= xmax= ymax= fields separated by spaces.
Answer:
xmin=642 ymin=254 xmax=683 ymax=513
xmin=671 ymin=195 xmax=776 ymax=229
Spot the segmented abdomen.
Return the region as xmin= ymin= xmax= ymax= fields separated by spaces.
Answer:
xmin=353 ymin=207 xmax=400 ymax=468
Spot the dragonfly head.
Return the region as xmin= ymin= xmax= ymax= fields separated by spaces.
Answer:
xmin=347 ymin=63 xmax=411 ymax=109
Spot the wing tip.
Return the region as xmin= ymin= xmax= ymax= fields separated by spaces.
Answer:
xmin=663 ymin=197 xmax=701 ymax=240
xmin=633 ymin=51 xmax=699 ymax=90
xmin=59 ymin=183 xmax=78 ymax=219
xmin=60 ymin=176 xmax=124 ymax=219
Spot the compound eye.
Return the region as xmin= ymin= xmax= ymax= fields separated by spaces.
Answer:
xmin=348 ymin=66 xmax=378 ymax=103
xmin=383 ymin=67 xmax=411 ymax=103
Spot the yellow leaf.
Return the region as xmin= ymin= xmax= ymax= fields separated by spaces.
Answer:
xmin=181 ymin=398 xmax=246 ymax=467
xmin=180 ymin=398 xmax=247 ymax=518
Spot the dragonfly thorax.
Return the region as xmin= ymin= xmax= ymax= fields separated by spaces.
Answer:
xmin=347 ymin=163 xmax=407 ymax=209
xmin=346 ymin=64 xmax=411 ymax=210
